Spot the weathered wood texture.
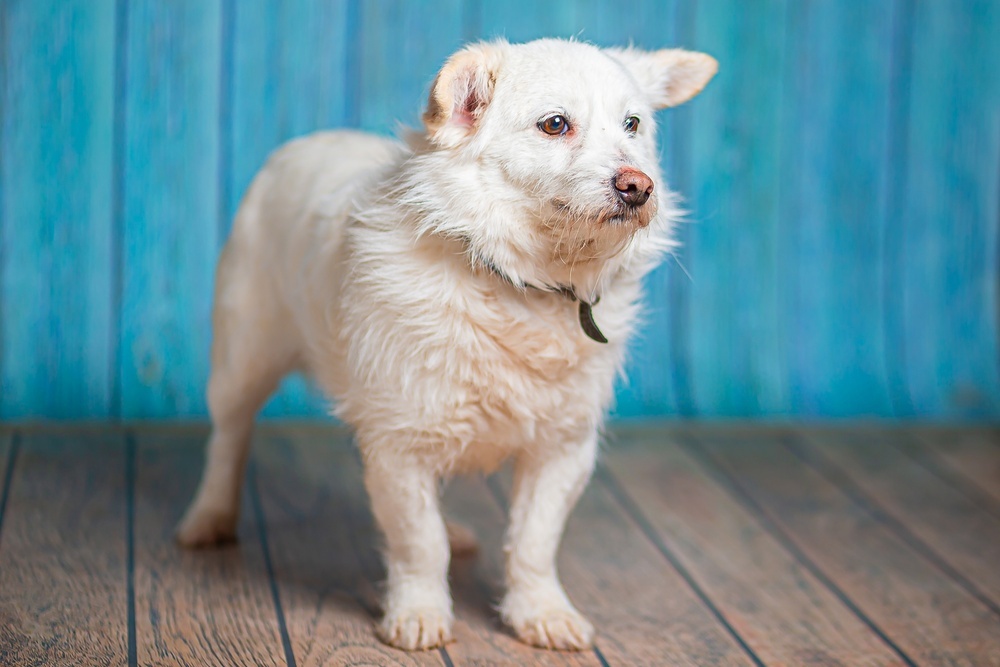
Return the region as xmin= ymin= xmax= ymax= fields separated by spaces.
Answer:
xmin=1 ymin=2 xmax=998 ymax=420
xmin=118 ymin=2 xmax=222 ymax=418
xmin=253 ymin=427 xmax=445 ymax=666
xmin=800 ymin=429 xmax=1000 ymax=609
xmin=1 ymin=425 xmax=999 ymax=665
xmin=0 ymin=1 xmax=117 ymax=418
xmin=442 ymin=475 xmax=605 ymax=667
xmin=691 ymin=429 xmax=1000 ymax=666
xmin=487 ymin=469 xmax=759 ymax=666
xmin=911 ymin=426 xmax=1000 ymax=507
xmin=0 ymin=432 xmax=129 ymax=666
xmin=132 ymin=431 xmax=286 ymax=666
xmin=601 ymin=429 xmax=904 ymax=665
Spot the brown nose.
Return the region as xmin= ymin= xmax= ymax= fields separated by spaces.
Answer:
xmin=614 ymin=167 xmax=654 ymax=207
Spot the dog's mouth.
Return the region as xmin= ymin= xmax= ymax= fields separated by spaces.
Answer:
xmin=550 ymin=197 xmax=655 ymax=229
xmin=538 ymin=196 xmax=656 ymax=269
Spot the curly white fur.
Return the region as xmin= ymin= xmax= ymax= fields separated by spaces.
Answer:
xmin=176 ymin=38 xmax=716 ymax=651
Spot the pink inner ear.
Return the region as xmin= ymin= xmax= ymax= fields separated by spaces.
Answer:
xmin=451 ymin=87 xmax=478 ymax=128
xmin=447 ymin=68 xmax=484 ymax=128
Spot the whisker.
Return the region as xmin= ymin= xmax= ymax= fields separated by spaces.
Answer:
xmin=670 ymin=252 xmax=694 ymax=283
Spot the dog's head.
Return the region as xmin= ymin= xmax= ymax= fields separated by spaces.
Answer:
xmin=410 ymin=39 xmax=716 ymax=295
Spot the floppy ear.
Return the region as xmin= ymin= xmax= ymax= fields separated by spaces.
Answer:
xmin=423 ymin=41 xmax=507 ymax=147
xmin=606 ymin=47 xmax=718 ymax=109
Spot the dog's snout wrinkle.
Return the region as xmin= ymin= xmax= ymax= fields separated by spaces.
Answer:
xmin=614 ymin=167 xmax=653 ymax=207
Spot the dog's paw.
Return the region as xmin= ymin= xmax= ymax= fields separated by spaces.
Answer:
xmin=502 ymin=591 xmax=594 ymax=651
xmin=378 ymin=608 xmax=453 ymax=650
xmin=175 ymin=505 xmax=238 ymax=548
xmin=510 ymin=608 xmax=594 ymax=651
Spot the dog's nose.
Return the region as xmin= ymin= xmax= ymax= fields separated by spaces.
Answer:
xmin=614 ymin=168 xmax=654 ymax=207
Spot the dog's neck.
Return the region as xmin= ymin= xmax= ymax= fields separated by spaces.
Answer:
xmin=471 ymin=246 xmax=608 ymax=344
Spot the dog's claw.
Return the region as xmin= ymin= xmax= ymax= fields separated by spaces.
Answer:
xmin=378 ymin=608 xmax=453 ymax=650
xmin=509 ymin=608 xmax=595 ymax=651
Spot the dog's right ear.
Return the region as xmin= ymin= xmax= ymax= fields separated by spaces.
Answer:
xmin=423 ymin=41 xmax=507 ymax=147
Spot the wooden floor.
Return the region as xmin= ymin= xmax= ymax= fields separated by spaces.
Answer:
xmin=0 ymin=424 xmax=998 ymax=666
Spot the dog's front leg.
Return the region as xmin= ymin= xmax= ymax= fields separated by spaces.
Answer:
xmin=501 ymin=433 xmax=597 ymax=650
xmin=364 ymin=454 xmax=453 ymax=650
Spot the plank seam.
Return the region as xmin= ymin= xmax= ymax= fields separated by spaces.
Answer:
xmin=484 ymin=475 xmax=617 ymax=667
xmin=342 ymin=506 xmax=389 ymax=619
xmin=0 ymin=0 xmax=7 ymax=415
xmin=0 ymin=431 xmax=21 ymax=550
xmin=880 ymin=0 xmax=916 ymax=417
xmin=125 ymin=431 xmax=137 ymax=667
xmin=461 ymin=0 xmax=482 ymax=42
xmin=772 ymin=0 xmax=794 ymax=415
xmin=996 ymin=126 xmax=1000 ymax=399
xmin=217 ymin=0 xmax=234 ymax=244
xmin=344 ymin=0 xmax=362 ymax=128
xmin=248 ymin=460 xmax=298 ymax=667
xmin=785 ymin=434 xmax=1000 ymax=618
xmin=272 ymin=437 xmax=451 ymax=666
xmin=110 ymin=0 xmax=130 ymax=420
xmin=344 ymin=456 xmax=453 ymax=665
xmin=894 ymin=432 xmax=1000 ymax=521
xmin=678 ymin=433 xmax=919 ymax=667
xmin=667 ymin=0 xmax=697 ymax=418
xmin=597 ymin=465 xmax=766 ymax=667
xmin=781 ymin=0 xmax=805 ymax=415
xmin=593 ymin=644 xmax=613 ymax=667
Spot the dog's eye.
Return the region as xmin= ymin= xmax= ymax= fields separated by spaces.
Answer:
xmin=624 ymin=116 xmax=640 ymax=135
xmin=538 ymin=115 xmax=570 ymax=136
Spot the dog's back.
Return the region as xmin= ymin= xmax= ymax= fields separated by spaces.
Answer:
xmin=212 ymin=130 xmax=402 ymax=367
xmin=227 ymin=130 xmax=402 ymax=290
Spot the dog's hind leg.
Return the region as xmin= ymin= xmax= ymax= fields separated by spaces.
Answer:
xmin=176 ymin=256 xmax=296 ymax=547
xmin=445 ymin=520 xmax=478 ymax=559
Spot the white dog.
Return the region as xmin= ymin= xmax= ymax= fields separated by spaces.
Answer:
xmin=177 ymin=38 xmax=716 ymax=651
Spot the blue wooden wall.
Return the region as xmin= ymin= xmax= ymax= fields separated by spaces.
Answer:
xmin=1 ymin=0 xmax=998 ymax=421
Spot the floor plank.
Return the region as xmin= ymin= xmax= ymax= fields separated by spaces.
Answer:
xmin=602 ymin=430 xmax=905 ymax=666
xmin=489 ymin=466 xmax=759 ymax=666
xmin=132 ymin=430 xmax=287 ymax=666
xmin=691 ymin=428 xmax=1000 ymax=666
xmin=800 ymin=428 xmax=1000 ymax=611
xmin=442 ymin=475 xmax=604 ymax=667
xmin=3 ymin=423 xmax=1000 ymax=666
xmin=910 ymin=426 xmax=1000 ymax=507
xmin=0 ymin=432 xmax=129 ymax=666
xmin=254 ymin=426 xmax=443 ymax=666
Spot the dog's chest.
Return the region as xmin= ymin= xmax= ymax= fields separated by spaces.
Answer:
xmin=334 ymin=234 xmax=628 ymax=468
xmin=438 ymin=286 xmax=618 ymax=452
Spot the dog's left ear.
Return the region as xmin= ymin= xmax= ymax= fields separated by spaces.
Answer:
xmin=423 ymin=41 xmax=507 ymax=147
xmin=606 ymin=48 xmax=718 ymax=109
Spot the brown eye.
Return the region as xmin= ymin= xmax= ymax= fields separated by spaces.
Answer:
xmin=539 ymin=115 xmax=569 ymax=136
xmin=624 ymin=116 xmax=640 ymax=134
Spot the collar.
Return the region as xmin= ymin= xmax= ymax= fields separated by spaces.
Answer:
xmin=476 ymin=253 xmax=608 ymax=344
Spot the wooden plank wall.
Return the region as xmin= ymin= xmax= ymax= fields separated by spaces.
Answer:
xmin=1 ymin=0 xmax=998 ymax=420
